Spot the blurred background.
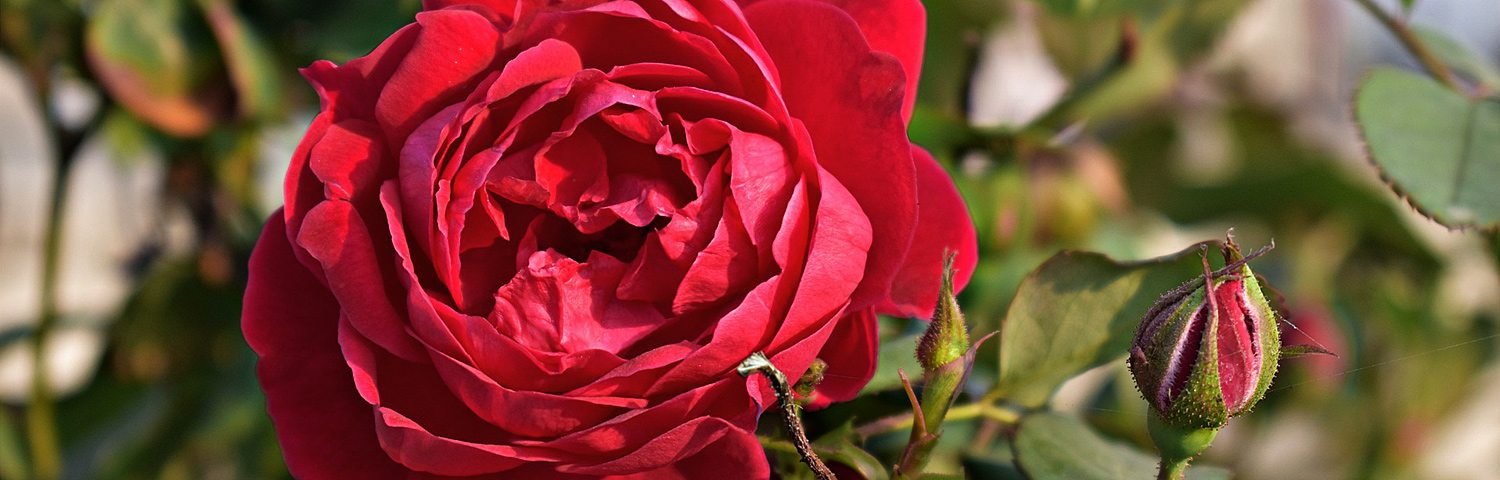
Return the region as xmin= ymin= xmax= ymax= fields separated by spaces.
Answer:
xmin=0 ymin=0 xmax=1496 ymax=478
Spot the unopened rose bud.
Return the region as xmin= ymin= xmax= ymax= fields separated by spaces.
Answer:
xmin=1129 ymin=240 xmax=1281 ymax=430
xmin=794 ymin=358 xmax=828 ymax=398
xmin=917 ymin=254 xmax=969 ymax=372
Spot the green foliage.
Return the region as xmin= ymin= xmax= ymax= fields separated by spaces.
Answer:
xmin=198 ymin=0 xmax=284 ymax=120
xmin=818 ymin=422 xmax=891 ymax=480
xmin=1413 ymin=27 xmax=1500 ymax=91
xmin=1355 ymin=67 xmax=1500 ymax=229
xmin=1014 ymin=413 xmax=1230 ymax=480
xmin=861 ymin=332 xmax=924 ymax=395
xmin=0 ymin=409 xmax=28 ymax=480
xmin=995 ymin=243 xmax=1216 ymax=406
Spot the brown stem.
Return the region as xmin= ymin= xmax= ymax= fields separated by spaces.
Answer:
xmin=1351 ymin=0 xmax=1465 ymax=94
xmin=738 ymin=353 xmax=836 ymax=480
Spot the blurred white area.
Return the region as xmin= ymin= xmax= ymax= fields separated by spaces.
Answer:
xmin=0 ymin=50 xmax=307 ymax=402
xmin=968 ymin=1 xmax=1069 ymax=128
xmin=256 ymin=113 xmax=311 ymax=212
xmin=0 ymin=57 xmax=162 ymax=402
xmin=1420 ymin=365 xmax=1500 ymax=480
xmin=1221 ymin=410 xmax=1344 ymax=480
xmin=0 ymin=59 xmax=53 ymax=334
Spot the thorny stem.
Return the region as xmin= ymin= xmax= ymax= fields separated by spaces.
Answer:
xmin=1350 ymin=0 xmax=1466 ymax=94
xmin=738 ymin=353 xmax=836 ymax=480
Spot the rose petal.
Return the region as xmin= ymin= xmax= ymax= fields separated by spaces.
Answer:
xmin=301 ymin=23 xmax=421 ymax=121
xmin=375 ymin=9 xmax=502 ymax=146
xmin=309 ymin=119 xmax=389 ymax=202
xmin=672 ymin=197 xmax=758 ymax=313
xmin=297 ymin=200 xmax=426 ymax=361
xmin=243 ymin=211 xmax=404 ymax=479
xmin=647 ymin=276 xmax=782 ymax=397
xmin=766 ymin=166 xmax=870 ymax=351
xmin=805 ymin=308 xmax=878 ymax=409
xmin=744 ymin=0 xmax=918 ymax=312
xmin=739 ymin=0 xmax=924 ymax=120
xmin=876 ymin=147 xmax=977 ymax=319
xmin=494 ymin=251 xmax=666 ymax=354
xmin=557 ymin=417 xmax=762 ymax=476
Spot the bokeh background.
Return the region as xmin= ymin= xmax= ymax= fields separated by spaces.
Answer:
xmin=0 ymin=0 xmax=1496 ymax=478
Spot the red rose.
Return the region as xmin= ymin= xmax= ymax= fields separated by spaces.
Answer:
xmin=242 ymin=0 xmax=976 ymax=477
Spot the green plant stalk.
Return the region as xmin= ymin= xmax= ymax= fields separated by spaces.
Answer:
xmin=27 ymin=135 xmax=71 ymax=480
xmin=853 ymin=401 xmax=1022 ymax=440
xmin=1146 ymin=411 xmax=1218 ymax=480
xmin=23 ymin=73 xmax=103 ymax=480
xmin=917 ymin=365 xmax=963 ymax=435
xmin=1351 ymin=0 xmax=1464 ymax=93
xmin=1156 ymin=460 xmax=1189 ymax=480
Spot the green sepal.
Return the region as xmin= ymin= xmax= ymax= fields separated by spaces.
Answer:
xmin=1281 ymin=344 xmax=1337 ymax=358
xmin=1148 ymin=410 xmax=1220 ymax=464
xmin=1160 ymin=296 xmax=1229 ymax=429
xmin=1234 ymin=265 xmax=1281 ymax=419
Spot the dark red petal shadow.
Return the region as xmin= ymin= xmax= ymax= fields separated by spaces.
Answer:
xmin=243 ymin=211 xmax=404 ymax=479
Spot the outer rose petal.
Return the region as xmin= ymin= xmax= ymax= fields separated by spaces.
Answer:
xmin=804 ymin=308 xmax=878 ymax=410
xmin=423 ymin=0 xmax=515 ymax=10
xmin=243 ymin=210 xmax=403 ymax=479
xmin=877 ymin=147 xmax=978 ymax=319
xmin=738 ymin=0 xmax=924 ymax=121
xmin=743 ymin=0 xmax=918 ymax=312
xmin=374 ymin=9 xmax=502 ymax=145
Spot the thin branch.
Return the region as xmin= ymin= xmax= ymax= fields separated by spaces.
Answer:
xmin=1352 ymin=0 xmax=1466 ymax=94
xmin=738 ymin=353 xmax=836 ymax=480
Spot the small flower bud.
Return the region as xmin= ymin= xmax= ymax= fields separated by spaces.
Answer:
xmin=917 ymin=254 xmax=969 ymax=372
xmin=793 ymin=358 xmax=828 ymax=397
xmin=1129 ymin=241 xmax=1281 ymax=429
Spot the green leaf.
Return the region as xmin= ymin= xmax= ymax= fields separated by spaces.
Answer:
xmin=1355 ymin=67 xmax=1500 ymax=228
xmin=0 ymin=408 xmax=28 ymax=480
xmin=85 ymin=0 xmax=223 ymax=136
xmin=812 ymin=422 xmax=890 ymax=480
xmin=860 ymin=333 xmax=923 ymax=395
xmin=198 ymin=0 xmax=284 ymax=119
xmin=963 ymin=440 xmax=1027 ymax=480
xmin=1014 ymin=413 xmax=1230 ymax=480
xmin=1280 ymin=344 xmax=1337 ymax=358
xmin=994 ymin=242 xmax=1213 ymax=406
xmin=762 ymin=422 xmax=890 ymax=480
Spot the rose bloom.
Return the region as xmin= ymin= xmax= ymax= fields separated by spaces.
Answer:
xmin=242 ymin=0 xmax=977 ymax=477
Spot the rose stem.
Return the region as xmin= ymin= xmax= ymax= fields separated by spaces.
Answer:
xmin=17 ymin=46 xmax=102 ymax=480
xmin=1349 ymin=0 xmax=1467 ymax=95
xmin=737 ymin=353 xmax=837 ymax=480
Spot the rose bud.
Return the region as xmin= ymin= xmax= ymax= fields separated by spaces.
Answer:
xmin=1128 ymin=240 xmax=1280 ymax=430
